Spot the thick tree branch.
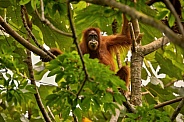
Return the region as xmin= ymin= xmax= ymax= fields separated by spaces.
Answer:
xmin=0 ymin=16 xmax=52 ymax=60
xmin=81 ymin=0 xmax=184 ymax=47
xmin=130 ymin=50 xmax=143 ymax=106
xmin=129 ymin=18 xmax=143 ymax=105
xmin=141 ymin=36 xmax=170 ymax=56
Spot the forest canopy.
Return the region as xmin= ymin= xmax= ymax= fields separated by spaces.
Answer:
xmin=0 ymin=0 xmax=184 ymax=121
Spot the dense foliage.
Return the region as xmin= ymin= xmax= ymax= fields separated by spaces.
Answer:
xmin=0 ymin=0 xmax=184 ymax=121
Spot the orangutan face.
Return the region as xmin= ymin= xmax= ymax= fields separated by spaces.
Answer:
xmin=87 ymin=30 xmax=99 ymax=51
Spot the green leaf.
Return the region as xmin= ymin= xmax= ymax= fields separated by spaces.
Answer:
xmin=55 ymin=73 xmax=64 ymax=83
xmin=140 ymin=23 xmax=162 ymax=45
xmin=31 ymin=0 xmax=38 ymax=10
xmin=47 ymin=68 xmax=62 ymax=77
xmin=14 ymin=91 xmax=22 ymax=105
xmin=45 ymin=94 xmax=58 ymax=101
xmin=114 ymin=92 xmax=125 ymax=104
xmin=141 ymin=67 xmax=148 ymax=80
xmin=101 ymin=93 xmax=113 ymax=103
xmin=168 ymin=14 xmax=175 ymax=27
xmin=81 ymin=97 xmax=91 ymax=111
xmin=25 ymin=85 xmax=36 ymax=93
xmin=19 ymin=0 xmax=31 ymax=5
xmin=155 ymin=51 xmax=182 ymax=79
xmin=74 ymin=108 xmax=82 ymax=122
xmin=62 ymin=107 xmax=71 ymax=121
xmin=156 ymin=10 xmax=169 ymax=20
xmin=34 ymin=68 xmax=48 ymax=81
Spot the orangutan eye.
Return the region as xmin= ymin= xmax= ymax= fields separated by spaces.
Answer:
xmin=88 ymin=35 xmax=98 ymax=40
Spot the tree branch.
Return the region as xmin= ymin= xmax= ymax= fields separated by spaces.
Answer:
xmin=81 ymin=0 xmax=184 ymax=48
xmin=21 ymin=5 xmax=56 ymax=59
xmin=154 ymin=97 xmax=183 ymax=109
xmin=141 ymin=36 xmax=170 ymax=56
xmin=0 ymin=16 xmax=52 ymax=60
xmin=25 ymin=48 xmax=52 ymax=122
xmin=163 ymin=0 xmax=184 ymax=37
xmin=36 ymin=0 xmax=72 ymax=37
xmin=21 ymin=12 xmax=52 ymax=122
xmin=66 ymin=0 xmax=89 ymax=99
xmin=171 ymin=97 xmax=184 ymax=121
xmin=129 ymin=18 xmax=143 ymax=105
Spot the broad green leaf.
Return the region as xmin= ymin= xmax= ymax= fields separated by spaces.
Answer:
xmin=168 ymin=14 xmax=175 ymax=27
xmin=25 ymin=85 xmax=36 ymax=93
xmin=39 ymin=85 xmax=55 ymax=100
xmin=80 ymin=97 xmax=91 ymax=111
xmin=140 ymin=23 xmax=162 ymax=45
xmin=19 ymin=0 xmax=30 ymax=5
xmin=141 ymin=67 xmax=148 ymax=80
xmin=101 ymin=93 xmax=113 ymax=102
xmin=31 ymin=0 xmax=38 ymax=10
xmin=156 ymin=10 xmax=169 ymax=20
xmin=47 ymin=68 xmax=61 ymax=77
xmin=155 ymin=51 xmax=183 ymax=79
xmin=34 ymin=68 xmax=48 ymax=81
xmin=55 ymin=73 xmax=64 ymax=83
xmin=163 ymin=105 xmax=174 ymax=116
xmin=74 ymin=108 xmax=82 ymax=122
xmin=114 ymin=92 xmax=125 ymax=104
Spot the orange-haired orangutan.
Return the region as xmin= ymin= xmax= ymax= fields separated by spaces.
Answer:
xmin=79 ymin=14 xmax=131 ymax=89
xmin=43 ymin=14 xmax=131 ymax=91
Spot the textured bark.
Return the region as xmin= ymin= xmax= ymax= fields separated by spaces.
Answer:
xmin=130 ymin=17 xmax=143 ymax=105
xmin=130 ymin=51 xmax=143 ymax=105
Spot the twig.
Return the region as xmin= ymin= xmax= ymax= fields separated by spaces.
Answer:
xmin=21 ymin=5 xmax=56 ymax=60
xmin=154 ymin=97 xmax=183 ymax=109
xmin=21 ymin=7 xmax=52 ymax=122
xmin=0 ymin=16 xmax=52 ymax=60
xmin=66 ymin=0 xmax=89 ymax=98
xmin=170 ymin=97 xmax=184 ymax=121
xmin=165 ymin=80 xmax=177 ymax=88
xmin=36 ymin=0 xmax=72 ymax=37
xmin=129 ymin=22 xmax=136 ymax=52
xmin=0 ymin=25 xmax=6 ymax=32
xmin=163 ymin=0 xmax=184 ymax=37
xmin=47 ymin=106 xmax=55 ymax=121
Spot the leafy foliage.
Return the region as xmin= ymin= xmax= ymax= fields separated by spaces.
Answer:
xmin=45 ymin=52 xmax=126 ymax=121
xmin=125 ymin=104 xmax=171 ymax=122
xmin=0 ymin=0 xmax=184 ymax=121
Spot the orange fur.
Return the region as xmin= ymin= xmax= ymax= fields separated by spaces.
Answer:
xmin=48 ymin=15 xmax=131 ymax=91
